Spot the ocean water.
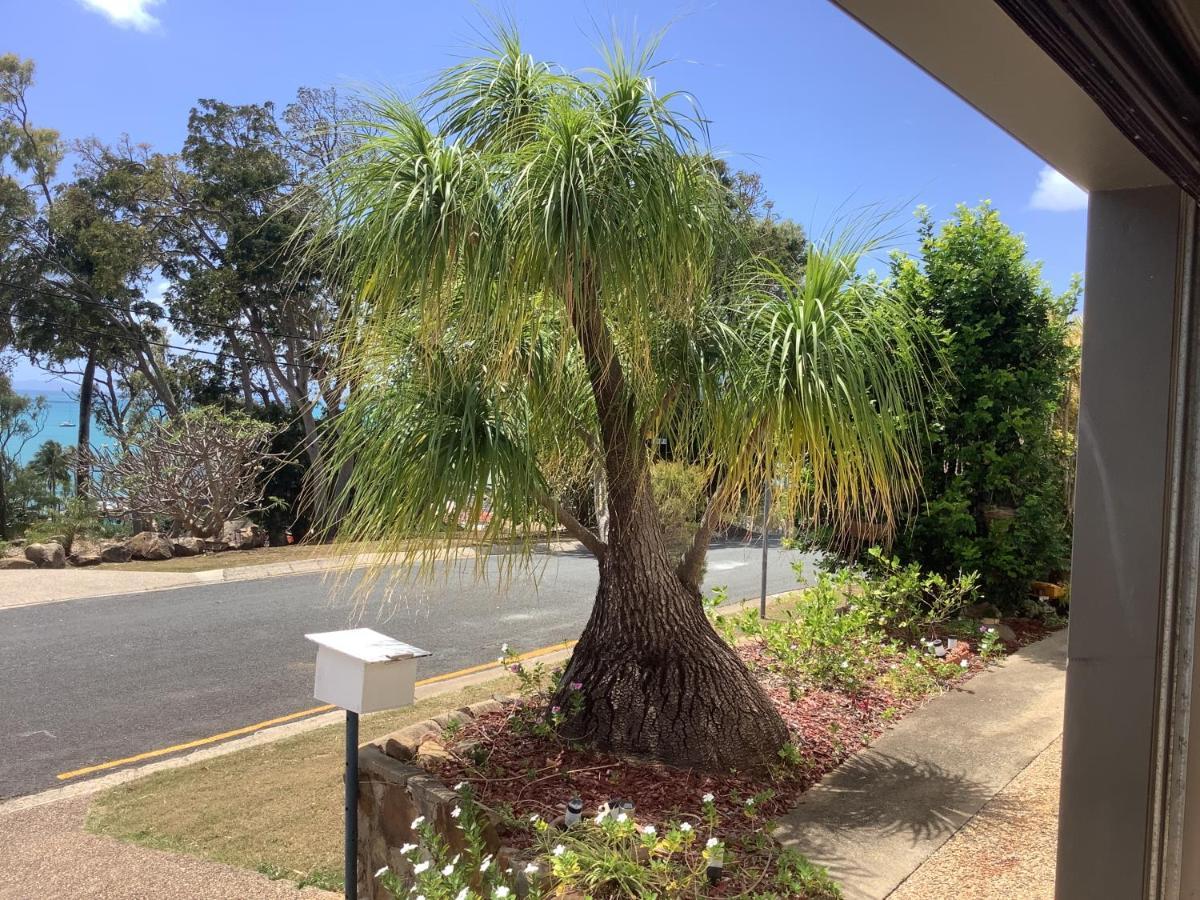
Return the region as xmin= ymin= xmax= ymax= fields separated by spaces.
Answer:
xmin=14 ymin=391 xmax=115 ymax=465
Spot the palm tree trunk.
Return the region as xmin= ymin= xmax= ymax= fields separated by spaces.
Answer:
xmin=555 ymin=273 xmax=787 ymax=770
xmin=76 ymin=349 xmax=96 ymax=498
xmin=555 ymin=479 xmax=787 ymax=770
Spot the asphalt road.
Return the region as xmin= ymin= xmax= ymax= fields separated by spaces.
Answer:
xmin=0 ymin=538 xmax=814 ymax=800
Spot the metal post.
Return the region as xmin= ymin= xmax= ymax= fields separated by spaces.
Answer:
xmin=345 ymin=709 xmax=359 ymax=900
xmin=760 ymin=484 xmax=770 ymax=619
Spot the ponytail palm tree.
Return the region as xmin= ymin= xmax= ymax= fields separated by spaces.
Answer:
xmin=314 ymin=30 xmax=941 ymax=770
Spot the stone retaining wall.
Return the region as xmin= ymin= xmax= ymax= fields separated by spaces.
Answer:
xmin=356 ymin=698 xmax=511 ymax=900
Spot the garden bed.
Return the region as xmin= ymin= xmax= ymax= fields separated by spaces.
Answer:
xmin=371 ymin=580 xmax=1058 ymax=898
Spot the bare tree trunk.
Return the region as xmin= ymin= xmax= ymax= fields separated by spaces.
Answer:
xmin=554 ymin=271 xmax=787 ymax=770
xmin=76 ymin=349 xmax=96 ymax=498
xmin=555 ymin=480 xmax=787 ymax=770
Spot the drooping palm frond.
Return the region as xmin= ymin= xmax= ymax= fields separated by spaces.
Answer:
xmin=308 ymin=24 xmax=944 ymax=589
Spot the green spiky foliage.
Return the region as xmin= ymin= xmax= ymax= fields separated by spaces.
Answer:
xmin=308 ymin=26 xmax=943 ymax=769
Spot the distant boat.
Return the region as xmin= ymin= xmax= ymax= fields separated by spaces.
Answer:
xmin=59 ymin=421 xmax=75 ymax=428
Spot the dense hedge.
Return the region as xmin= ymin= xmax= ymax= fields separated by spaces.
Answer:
xmin=892 ymin=204 xmax=1079 ymax=608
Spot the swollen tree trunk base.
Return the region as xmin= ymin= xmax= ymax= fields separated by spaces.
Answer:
xmin=556 ymin=557 xmax=788 ymax=772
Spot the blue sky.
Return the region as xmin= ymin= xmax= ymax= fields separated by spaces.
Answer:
xmin=4 ymin=0 xmax=1088 ymax=392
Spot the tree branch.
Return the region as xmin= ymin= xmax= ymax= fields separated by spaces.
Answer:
xmin=533 ymin=486 xmax=607 ymax=560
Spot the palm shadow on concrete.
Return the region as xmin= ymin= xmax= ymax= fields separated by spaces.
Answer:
xmin=775 ymin=751 xmax=996 ymax=882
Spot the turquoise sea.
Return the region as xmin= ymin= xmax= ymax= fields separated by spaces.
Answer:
xmin=14 ymin=390 xmax=115 ymax=465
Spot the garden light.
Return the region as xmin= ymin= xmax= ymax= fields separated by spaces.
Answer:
xmin=564 ymin=797 xmax=583 ymax=827
xmin=706 ymin=842 xmax=725 ymax=885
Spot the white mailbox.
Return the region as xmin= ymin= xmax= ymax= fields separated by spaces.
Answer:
xmin=305 ymin=628 xmax=431 ymax=714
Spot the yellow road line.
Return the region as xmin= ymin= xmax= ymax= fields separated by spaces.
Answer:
xmin=55 ymin=638 xmax=577 ymax=782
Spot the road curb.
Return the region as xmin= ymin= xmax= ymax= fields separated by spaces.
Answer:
xmin=0 ymin=589 xmax=799 ymax=816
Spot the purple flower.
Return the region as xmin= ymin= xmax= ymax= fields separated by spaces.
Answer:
xmin=551 ymin=705 xmax=561 ymax=715
xmin=570 ymin=681 xmax=583 ymax=691
xmin=510 ymin=663 xmax=524 ymax=674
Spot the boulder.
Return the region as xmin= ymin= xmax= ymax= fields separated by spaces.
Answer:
xmin=219 ymin=518 xmax=267 ymax=551
xmin=99 ymin=543 xmax=133 ymax=564
xmin=204 ymin=539 xmax=231 ymax=553
xmin=0 ymin=557 xmax=36 ymax=570
xmin=171 ymin=537 xmax=205 ymax=557
xmin=994 ymin=623 xmax=1018 ymax=643
xmin=128 ymin=531 xmax=173 ymax=561
xmin=24 ymin=542 xmax=66 ymax=569
xmin=69 ymin=550 xmax=102 ymax=567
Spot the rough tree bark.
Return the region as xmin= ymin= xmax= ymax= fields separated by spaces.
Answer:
xmin=553 ymin=271 xmax=788 ymax=771
xmin=75 ymin=349 xmax=96 ymax=498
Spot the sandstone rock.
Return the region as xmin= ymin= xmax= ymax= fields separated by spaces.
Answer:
xmin=69 ymin=550 xmax=102 ymax=567
xmin=382 ymin=722 xmax=441 ymax=762
xmin=128 ymin=531 xmax=173 ymax=561
xmin=204 ymin=539 xmax=231 ymax=553
xmin=171 ymin=536 xmax=205 ymax=557
xmin=25 ymin=542 xmax=66 ymax=569
xmin=415 ymin=738 xmax=454 ymax=763
xmin=994 ymin=623 xmax=1018 ymax=643
xmin=0 ymin=557 xmax=36 ymax=569
xmin=100 ymin=543 xmax=133 ymax=563
xmin=219 ymin=517 xmax=267 ymax=550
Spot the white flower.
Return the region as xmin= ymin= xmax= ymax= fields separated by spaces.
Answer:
xmin=374 ymin=866 xmax=389 ymax=878
xmin=399 ymin=843 xmax=417 ymax=855
xmin=501 ymin=643 xmax=509 ymax=654
xmin=642 ymin=825 xmax=656 ymax=836
xmin=415 ymin=895 xmax=426 ymax=900
xmin=528 ymin=813 xmax=540 ymax=822
xmin=454 ymin=781 xmax=466 ymax=791
xmin=480 ymin=855 xmax=493 ymax=873
xmin=987 ymin=627 xmax=996 ymax=634
xmin=494 ymin=888 xmax=511 ymax=899
xmin=960 ymin=659 xmax=970 ymax=668
xmin=524 ymin=862 xmax=539 ymax=875
xmin=496 ymin=656 xmax=504 ymax=664
xmin=707 ymin=837 xmax=720 ymax=848
xmin=616 ymin=812 xmax=628 ymax=823
xmin=552 ymin=844 xmax=566 ymax=857
xmin=412 ymin=861 xmax=430 ymax=875
xmin=452 ymin=854 xmax=461 ymax=864
xmin=455 ymin=890 xmax=469 ymax=900
xmin=593 ymin=812 xmax=606 ymax=825
xmin=840 ymin=660 xmax=849 ymax=669
xmin=701 ymin=792 xmax=714 ymax=804
xmin=679 ymin=822 xmax=693 ymax=832
xmin=451 ymin=805 xmax=462 ymax=819
xmin=410 ymin=816 xmax=426 ymax=829
xmin=745 ymin=797 xmax=756 ymax=806
xmin=441 ymin=864 xmax=455 ymax=876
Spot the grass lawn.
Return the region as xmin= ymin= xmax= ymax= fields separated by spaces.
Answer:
xmin=86 ymin=674 xmax=519 ymax=891
xmin=81 ymin=594 xmax=800 ymax=893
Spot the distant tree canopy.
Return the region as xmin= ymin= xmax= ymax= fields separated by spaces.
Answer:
xmin=892 ymin=204 xmax=1079 ymax=606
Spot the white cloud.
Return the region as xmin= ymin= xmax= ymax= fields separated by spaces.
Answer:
xmin=1029 ymin=166 xmax=1088 ymax=212
xmin=77 ymin=0 xmax=162 ymax=31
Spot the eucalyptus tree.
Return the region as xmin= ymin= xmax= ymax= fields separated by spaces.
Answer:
xmin=316 ymin=32 xmax=940 ymax=769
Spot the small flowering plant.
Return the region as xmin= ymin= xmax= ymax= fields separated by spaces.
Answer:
xmin=377 ymin=784 xmax=541 ymax=900
xmin=529 ymin=800 xmax=729 ymax=898
xmin=497 ymin=645 xmax=584 ymax=739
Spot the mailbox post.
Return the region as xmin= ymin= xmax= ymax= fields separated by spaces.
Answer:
xmin=306 ymin=629 xmax=430 ymax=900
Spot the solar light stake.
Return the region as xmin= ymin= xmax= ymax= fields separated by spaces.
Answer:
xmin=760 ymin=483 xmax=771 ymax=619
xmin=565 ymin=797 xmax=583 ymax=827
xmin=345 ymin=710 xmax=359 ymax=900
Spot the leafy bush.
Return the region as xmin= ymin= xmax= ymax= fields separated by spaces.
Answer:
xmin=23 ymin=497 xmax=102 ymax=553
xmin=649 ymin=461 xmax=708 ymax=558
xmin=891 ymin=204 xmax=1078 ymax=608
xmin=858 ymin=547 xmax=980 ymax=642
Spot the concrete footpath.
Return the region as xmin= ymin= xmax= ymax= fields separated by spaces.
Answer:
xmin=0 ymin=550 xmax=425 ymax=610
xmin=775 ymin=629 xmax=1067 ymax=899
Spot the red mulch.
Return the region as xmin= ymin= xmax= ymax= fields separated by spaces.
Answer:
xmin=419 ymin=619 xmax=1060 ymax=896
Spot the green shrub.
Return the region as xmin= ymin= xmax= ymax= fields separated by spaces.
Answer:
xmin=858 ymin=547 xmax=980 ymax=642
xmin=649 ymin=461 xmax=708 ymax=558
xmin=891 ymin=204 xmax=1078 ymax=608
